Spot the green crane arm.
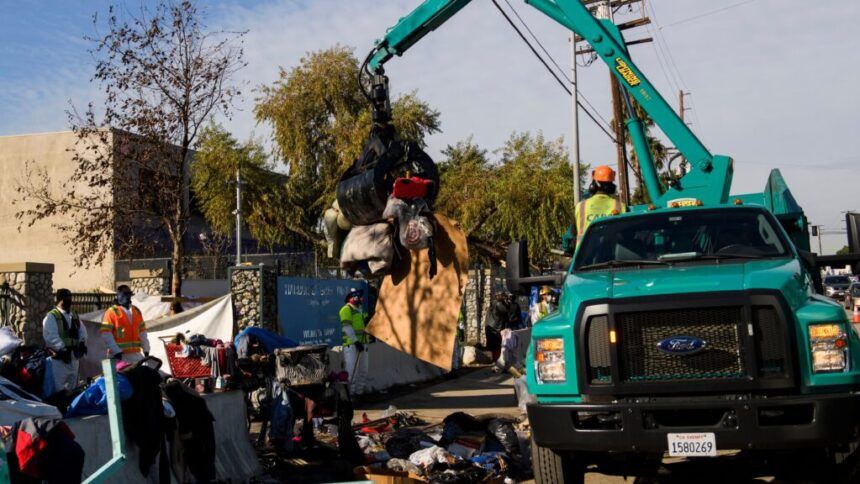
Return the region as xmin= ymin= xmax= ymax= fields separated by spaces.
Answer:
xmin=366 ymin=0 xmax=734 ymax=207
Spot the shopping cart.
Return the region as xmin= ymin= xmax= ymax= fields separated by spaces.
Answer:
xmin=159 ymin=336 xmax=211 ymax=381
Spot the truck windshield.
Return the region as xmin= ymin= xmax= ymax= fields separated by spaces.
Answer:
xmin=574 ymin=208 xmax=790 ymax=271
xmin=824 ymin=276 xmax=850 ymax=284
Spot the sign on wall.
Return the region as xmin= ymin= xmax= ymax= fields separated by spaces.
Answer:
xmin=276 ymin=277 xmax=368 ymax=347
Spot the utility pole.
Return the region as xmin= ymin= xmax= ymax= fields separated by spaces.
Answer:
xmin=570 ymin=32 xmax=582 ymax=204
xmin=678 ymin=90 xmax=690 ymax=167
xmin=610 ymin=77 xmax=630 ymax=205
xmin=595 ymin=1 xmax=630 ymax=205
xmin=575 ymin=0 xmax=652 ymax=204
xmin=234 ymin=166 xmax=242 ymax=265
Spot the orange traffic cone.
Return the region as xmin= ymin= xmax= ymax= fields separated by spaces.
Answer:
xmin=853 ymin=307 xmax=860 ymax=324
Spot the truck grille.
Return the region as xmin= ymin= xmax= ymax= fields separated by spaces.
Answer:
xmin=753 ymin=306 xmax=788 ymax=378
xmin=618 ymin=307 xmax=746 ymax=382
xmin=580 ymin=295 xmax=793 ymax=394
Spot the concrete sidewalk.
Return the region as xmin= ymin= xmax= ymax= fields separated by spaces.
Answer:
xmin=355 ymin=366 xmax=520 ymax=423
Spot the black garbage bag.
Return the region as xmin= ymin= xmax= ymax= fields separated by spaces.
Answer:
xmin=385 ymin=428 xmax=435 ymax=459
xmin=440 ymin=412 xmax=485 ymax=447
xmin=487 ymin=418 xmax=519 ymax=456
xmin=426 ymin=462 xmax=487 ymax=484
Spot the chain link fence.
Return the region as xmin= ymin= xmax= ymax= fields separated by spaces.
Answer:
xmin=115 ymin=252 xmax=334 ymax=282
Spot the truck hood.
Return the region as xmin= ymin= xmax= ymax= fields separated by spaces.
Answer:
xmin=565 ymin=258 xmax=803 ymax=303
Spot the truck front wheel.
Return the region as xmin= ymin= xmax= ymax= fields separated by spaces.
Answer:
xmin=531 ymin=437 xmax=585 ymax=484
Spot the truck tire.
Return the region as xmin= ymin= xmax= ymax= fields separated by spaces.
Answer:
xmin=531 ymin=437 xmax=585 ymax=484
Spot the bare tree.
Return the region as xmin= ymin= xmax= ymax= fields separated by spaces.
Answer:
xmin=15 ymin=1 xmax=245 ymax=310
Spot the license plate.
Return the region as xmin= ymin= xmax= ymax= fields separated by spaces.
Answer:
xmin=667 ymin=432 xmax=716 ymax=457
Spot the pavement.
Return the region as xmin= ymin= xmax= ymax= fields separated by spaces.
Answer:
xmin=355 ymin=366 xmax=521 ymax=423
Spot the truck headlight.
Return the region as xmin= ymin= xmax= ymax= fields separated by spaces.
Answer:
xmin=825 ymin=287 xmax=835 ymax=295
xmin=535 ymin=338 xmax=566 ymax=383
xmin=808 ymin=323 xmax=849 ymax=373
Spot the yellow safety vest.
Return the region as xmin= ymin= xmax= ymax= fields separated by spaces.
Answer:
xmin=340 ymin=304 xmax=368 ymax=346
xmin=49 ymin=308 xmax=82 ymax=349
xmin=575 ymin=194 xmax=626 ymax=245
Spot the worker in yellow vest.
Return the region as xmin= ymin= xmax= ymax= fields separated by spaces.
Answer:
xmin=42 ymin=288 xmax=87 ymax=394
xmin=340 ymin=288 xmax=369 ymax=395
xmin=100 ymin=285 xmax=150 ymax=364
xmin=572 ymin=165 xmax=627 ymax=247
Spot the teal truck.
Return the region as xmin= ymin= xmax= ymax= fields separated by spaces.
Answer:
xmin=352 ymin=0 xmax=858 ymax=481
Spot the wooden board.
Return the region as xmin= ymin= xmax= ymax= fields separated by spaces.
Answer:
xmin=366 ymin=214 xmax=469 ymax=370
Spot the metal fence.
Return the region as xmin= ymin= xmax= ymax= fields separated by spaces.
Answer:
xmin=115 ymin=251 xmax=324 ymax=282
xmin=64 ymin=293 xmax=115 ymax=315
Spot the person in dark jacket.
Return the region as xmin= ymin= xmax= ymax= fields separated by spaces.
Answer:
xmin=506 ymin=294 xmax=524 ymax=329
xmin=484 ymin=294 xmax=511 ymax=356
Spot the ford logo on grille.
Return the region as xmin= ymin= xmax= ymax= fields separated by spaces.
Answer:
xmin=656 ymin=336 xmax=707 ymax=356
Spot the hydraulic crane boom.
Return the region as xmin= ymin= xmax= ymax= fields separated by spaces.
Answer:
xmin=364 ymin=0 xmax=735 ymax=208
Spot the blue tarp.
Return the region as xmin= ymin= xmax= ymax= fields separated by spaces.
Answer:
xmin=66 ymin=374 xmax=134 ymax=418
xmin=233 ymin=327 xmax=297 ymax=356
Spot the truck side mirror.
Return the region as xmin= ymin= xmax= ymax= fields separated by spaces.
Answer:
xmin=506 ymin=240 xmax=531 ymax=295
xmin=506 ymin=240 xmax=567 ymax=295
xmin=798 ymin=249 xmax=823 ymax=294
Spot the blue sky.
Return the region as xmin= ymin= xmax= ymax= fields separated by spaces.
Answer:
xmin=1 ymin=0 xmax=858 ymax=255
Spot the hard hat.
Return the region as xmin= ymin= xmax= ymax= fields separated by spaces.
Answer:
xmin=345 ymin=288 xmax=364 ymax=303
xmin=540 ymin=286 xmax=551 ymax=296
xmin=592 ymin=165 xmax=616 ymax=183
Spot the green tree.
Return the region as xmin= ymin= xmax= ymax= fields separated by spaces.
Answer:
xmin=435 ymin=133 xmax=577 ymax=265
xmin=837 ymin=245 xmax=851 ymax=256
xmin=191 ymin=124 xmax=292 ymax=249
xmin=488 ymin=132 xmax=576 ymax=265
xmin=435 ymin=138 xmax=496 ymax=236
xmin=254 ymin=46 xmax=441 ymax=247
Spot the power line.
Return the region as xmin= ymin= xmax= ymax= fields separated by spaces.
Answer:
xmin=490 ymin=0 xmax=620 ymax=145
xmin=660 ymin=0 xmax=757 ymax=30
xmin=499 ymin=0 xmax=615 ymax=132
xmin=643 ymin=21 xmax=678 ymax=96
xmin=646 ymin=1 xmax=707 ymax=139
xmin=647 ymin=2 xmax=685 ymax=91
xmin=502 ymin=0 xmax=569 ymax=82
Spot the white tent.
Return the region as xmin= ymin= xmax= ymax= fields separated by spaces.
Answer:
xmin=79 ymin=295 xmax=234 ymax=377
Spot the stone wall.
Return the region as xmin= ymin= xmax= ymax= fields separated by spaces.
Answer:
xmin=462 ymin=267 xmax=505 ymax=346
xmin=0 ymin=263 xmax=54 ymax=346
xmin=129 ymin=269 xmax=170 ymax=296
xmin=230 ymin=265 xmax=277 ymax=332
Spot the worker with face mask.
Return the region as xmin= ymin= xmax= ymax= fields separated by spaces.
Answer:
xmin=100 ymin=285 xmax=150 ymax=364
xmin=42 ymin=288 xmax=88 ymax=394
xmin=340 ymin=288 xmax=369 ymax=395
xmin=563 ymin=165 xmax=628 ymax=252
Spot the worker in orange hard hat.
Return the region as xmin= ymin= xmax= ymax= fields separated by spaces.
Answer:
xmin=565 ymin=165 xmax=628 ymax=250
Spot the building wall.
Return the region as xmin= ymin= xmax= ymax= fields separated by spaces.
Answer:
xmin=0 ymin=131 xmax=116 ymax=291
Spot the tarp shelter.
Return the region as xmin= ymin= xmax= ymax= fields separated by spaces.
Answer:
xmin=79 ymin=295 xmax=234 ymax=377
xmin=0 ymin=376 xmax=62 ymax=425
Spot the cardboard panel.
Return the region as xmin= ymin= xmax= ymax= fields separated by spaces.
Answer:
xmin=366 ymin=214 xmax=469 ymax=370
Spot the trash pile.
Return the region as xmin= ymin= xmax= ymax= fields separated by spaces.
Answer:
xmin=326 ymin=173 xmax=439 ymax=280
xmin=324 ymin=83 xmax=441 ymax=281
xmin=345 ymin=408 xmax=531 ymax=483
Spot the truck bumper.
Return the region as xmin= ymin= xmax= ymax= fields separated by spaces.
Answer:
xmin=528 ymin=393 xmax=860 ymax=453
